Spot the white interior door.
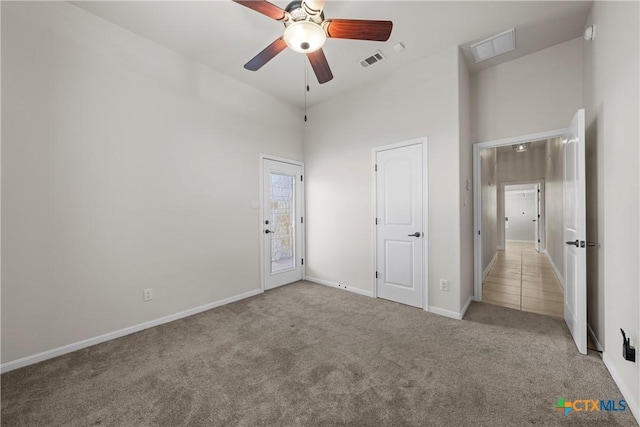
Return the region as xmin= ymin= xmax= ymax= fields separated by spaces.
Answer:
xmin=563 ymin=109 xmax=587 ymax=354
xmin=376 ymin=143 xmax=424 ymax=308
xmin=262 ymin=158 xmax=303 ymax=290
xmin=534 ymin=183 xmax=540 ymax=252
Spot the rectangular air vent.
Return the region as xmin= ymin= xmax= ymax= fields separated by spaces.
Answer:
xmin=470 ymin=28 xmax=515 ymax=63
xmin=360 ymin=50 xmax=386 ymax=68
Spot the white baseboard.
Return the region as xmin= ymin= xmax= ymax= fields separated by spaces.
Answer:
xmin=460 ymin=296 xmax=473 ymax=318
xmin=0 ymin=288 xmax=263 ymax=374
xmin=602 ymin=352 xmax=639 ymax=424
xmin=483 ymin=251 xmax=499 ymax=281
xmin=497 ymin=245 xmax=505 ymax=251
xmin=545 ymin=252 xmax=566 ymax=291
xmin=587 ymin=323 xmax=603 ymax=352
xmin=428 ymin=305 xmax=464 ymax=320
xmin=304 ymin=276 xmax=374 ymax=298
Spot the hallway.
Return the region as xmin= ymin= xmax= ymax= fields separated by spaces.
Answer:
xmin=482 ymin=242 xmax=564 ymax=318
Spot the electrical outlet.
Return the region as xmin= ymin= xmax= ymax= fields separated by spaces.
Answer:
xmin=440 ymin=279 xmax=449 ymax=291
xmin=143 ymin=288 xmax=153 ymax=302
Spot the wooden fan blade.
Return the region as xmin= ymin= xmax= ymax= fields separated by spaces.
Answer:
xmin=307 ymin=49 xmax=333 ymax=84
xmin=325 ymin=19 xmax=393 ymax=41
xmin=244 ymin=37 xmax=287 ymax=71
xmin=233 ymin=0 xmax=288 ymax=21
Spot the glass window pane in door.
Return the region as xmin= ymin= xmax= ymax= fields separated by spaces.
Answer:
xmin=270 ymin=173 xmax=295 ymax=273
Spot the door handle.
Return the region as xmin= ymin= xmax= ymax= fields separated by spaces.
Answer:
xmin=265 ymin=229 xmax=273 ymax=234
xmin=565 ymin=240 xmax=579 ymax=247
xmin=408 ymin=232 xmax=421 ymax=237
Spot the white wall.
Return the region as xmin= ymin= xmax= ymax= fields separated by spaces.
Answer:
xmin=304 ymin=47 xmax=466 ymax=315
xmin=505 ymin=190 xmax=536 ymax=242
xmin=1 ymin=2 xmax=303 ymax=364
xmin=496 ymin=146 xmax=546 ymax=249
xmin=545 ymin=137 xmax=564 ymax=280
xmin=472 ymin=37 xmax=583 ymax=143
xmin=583 ymin=1 xmax=639 ymax=418
xmin=480 ymin=148 xmax=498 ymax=272
xmin=458 ymin=48 xmax=473 ymax=310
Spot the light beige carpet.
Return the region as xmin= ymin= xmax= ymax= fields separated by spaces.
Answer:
xmin=1 ymin=281 xmax=637 ymax=426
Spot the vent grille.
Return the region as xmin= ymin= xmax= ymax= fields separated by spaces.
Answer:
xmin=360 ymin=50 xmax=386 ymax=68
xmin=470 ymin=28 xmax=516 ymax=63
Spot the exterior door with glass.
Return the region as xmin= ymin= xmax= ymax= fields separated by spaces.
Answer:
xmin=262 ymin=158 xmax=303 ymax=290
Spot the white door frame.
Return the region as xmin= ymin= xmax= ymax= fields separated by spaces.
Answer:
xmin=259 ymin=154 xmax=305 ymax=292
xmin=473 ymin=129 xmax=565 ymax=302
xmin=372 ymin=137 xmax=429 ymax=310
xmin=501 ymin=179 xmax=545 ymax=250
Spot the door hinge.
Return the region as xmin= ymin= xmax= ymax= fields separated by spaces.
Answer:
xmin=301 ymin=258 xmax=304 ymax=265
xmin=301 ymin=175 xmax=303 ymax=182
xmin=301 ymin=217 xmax=304 ymax=224
xmin=375 ymin=164 xmax=377 ymax=172
xmin=375 ymin=271 xmax=378 ymax=279
xmin=375 ymin=218 xmax=378 ymax=225
xmin=538 ymin=239 xmax=541 ymax=243
xmin=538 ymin=214 xmax=541 ymax=218
xmin=478 ymin=230 xmax=481 ymax=235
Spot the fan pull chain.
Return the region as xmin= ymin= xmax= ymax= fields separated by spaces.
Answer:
xmin=304 ymin=58 xmax=309 ymax=122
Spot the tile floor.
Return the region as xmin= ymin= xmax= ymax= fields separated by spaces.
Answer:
xmin=483 ymin=241 xmax=564 ymax=318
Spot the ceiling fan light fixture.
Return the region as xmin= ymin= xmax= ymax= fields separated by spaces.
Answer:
xmin=284 ymin=21 xmax=326 ymax=53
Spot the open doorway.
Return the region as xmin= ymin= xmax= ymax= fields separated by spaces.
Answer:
xmin=503 ymin=181 xmax=544 ymax=252
xmin=473 ymin=109 xmax=587 ymax=354
xmin=473 ymin=133 xmax=564 ymax=318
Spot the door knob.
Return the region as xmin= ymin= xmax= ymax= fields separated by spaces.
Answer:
xmin=565 ymin=240 xmax=579 ymax=247
xmin=265 ymin=229 xmax=273 ymax=234
xmin=408 ymin=232 xmax=421 ymax=237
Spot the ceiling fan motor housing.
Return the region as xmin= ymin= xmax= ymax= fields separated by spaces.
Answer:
xmin=285 ymin=1 xmax=324 ymax=24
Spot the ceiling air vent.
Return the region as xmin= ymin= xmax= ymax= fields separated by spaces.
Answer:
xmin=470 ymin=28 xmax=516 ymax=63
xmin=360 ymin=50 xmax=386 ymax=68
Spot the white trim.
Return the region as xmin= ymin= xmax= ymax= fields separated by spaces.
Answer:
xmin=371 ymin=137 xmax=428 ymax=310
xmin=305 ymin=276 xmax=374 ymax=298
xmin=258 ymin=153 xmax=304 ymax=167
xmin=602 ymin=352 xmax=640 ymax=423
xmin=460 ymin=296 xmax=473 ymax=318
xmin=587 ymin=323 xmax=603 ymax=352
xmin=496 ymin=245 xmax=505 ymax=251
xmin=474 ymin=130 xmax=563 ymax=303
xmin=427 ymin=305 xmax=465 ymax=320
xmin=545 ymin=251 xmax=566 ymax=291
xmin=474 ymin=128 xmax=567 ymax=149
xmin=0 ymin=288 xmax=263 ymax=374
xmin=482 ymin=251 xmax=499 ymax=281
xmin=259 ymin=154 xmax=305 ymax=292
xmin=473 ymin=143 xmax=482 ymax=301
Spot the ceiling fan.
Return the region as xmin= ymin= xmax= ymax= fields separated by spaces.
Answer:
xmin=233 ymin=0 xmax=393 ymax=84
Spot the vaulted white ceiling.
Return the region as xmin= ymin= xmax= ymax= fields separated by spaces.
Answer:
xmin=72 ymin=1 xmax=592 ymax=108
